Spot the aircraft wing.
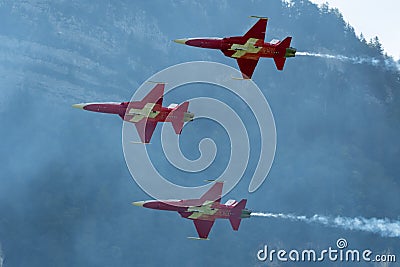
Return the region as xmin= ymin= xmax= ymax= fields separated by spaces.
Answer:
xmin=244 ymin=18 xmax=268 ymax=40
xmin=129 ymin=83 xmax=165 ymax=109
xmin=236 ymin=58 xmax=259 ymax=79
xmin=273 ymin=57 xmax=287 ymax=71
xmin=143 ymin=83 xmax=164 ymax=106
xmin=193 ymin=219 xmax=215 ymax=239
xmin=200 ymin=181 xmax=223 ymax=203
xmin=134 ymin=119 xmax=158 ymax=143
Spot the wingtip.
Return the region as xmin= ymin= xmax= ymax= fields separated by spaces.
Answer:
xmin=187 ymin=237 xmax=210 ymax=241
xmin=146 ymin=80 xmax=168 ymax=84
xmin=231 ymin=75 xmax=252 ymax=80
xmin=249 ymin=15 xmax=268 ymax=20
xmin=130 ymin=141 xmax=151 ymax=145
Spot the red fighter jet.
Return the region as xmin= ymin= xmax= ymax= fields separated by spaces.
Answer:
xmin=132 ymin=182 xmax=252 ymax=239
xmin=174 ymin=16 xmax=296 ymax=79
xmin=72 ymin=83 xmax=194 ymax=143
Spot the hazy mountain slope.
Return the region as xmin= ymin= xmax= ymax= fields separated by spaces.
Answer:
xmin=0 ymin=0 xmax=399 ymax=266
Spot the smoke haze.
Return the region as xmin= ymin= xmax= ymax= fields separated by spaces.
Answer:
xmin=252 ymin=212 xmax=400 ymax=238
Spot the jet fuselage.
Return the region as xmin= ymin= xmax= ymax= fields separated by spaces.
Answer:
xmin=73 ymin=83 xmax=193 ymax=143
xmin=133 ymin=199 xmax=251 ymax=221
xmin=132 ymin=182 xmax=250 ymax=238
xmin=176 ymin=37 xmax=296 ymax=60
xmin=174 ymin=17 xmax=296 ymax=78
xmin=72 ymin=102 xmax=194 ymax=123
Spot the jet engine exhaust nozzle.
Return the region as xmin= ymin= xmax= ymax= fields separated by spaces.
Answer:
xmin=285 ymin=47 xmax=296 ymax=58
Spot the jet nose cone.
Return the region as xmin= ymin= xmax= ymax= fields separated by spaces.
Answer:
xmin=132 ymin=201 xmax=145 ymax=207
xmin=72 ymin=103 xmax=86 ymax=109
xmin=173 ymin=38 xmax=188 ymax=45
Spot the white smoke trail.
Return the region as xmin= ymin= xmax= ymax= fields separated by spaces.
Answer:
xmin=297 ymin=51 xmax=382 ymax=67
xmin=251 ymin=212 xmax=400 ymax=238
xmin=0 ymin=241 xmax=3 ymax=267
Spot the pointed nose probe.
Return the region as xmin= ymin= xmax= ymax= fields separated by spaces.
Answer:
xmin=173 ymin=38 xmax=189 ymax=44
xmin=72 ymin=103 xmax=86 ymax=109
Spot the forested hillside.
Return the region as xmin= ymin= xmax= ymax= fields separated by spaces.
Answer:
xmin=0 ymin=0 xmax=399 ymax=266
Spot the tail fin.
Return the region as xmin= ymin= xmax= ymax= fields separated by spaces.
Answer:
xmin=277 ymin=37 xmax=292 ymax=53
xmin=169 ymin=101 xmax=189 ymax=134
xmin=273 ymin=37 xmax=292 ymax=70
xmin=232 ymin=199 xmax=247 ymax=214
xmin=229 ymin=199 xmax=247 ymax=231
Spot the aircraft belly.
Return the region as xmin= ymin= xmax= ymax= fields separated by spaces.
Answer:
xmin=187 ymin=207 xmax=231 ymax=220
xmin=187 ymin=205 xmax=218 ymax=219
xmin=238 ymin=53 xmax=261 ymax=60
xmin=188 ymin=213 xmax=216 ymax=220
xmin=259 ymin=47 xmax=278 ymax=57
xmin=129 ymin=114 xmax=145 ymax=123
xmin=160 ymin=110 xmax=173 ymax=122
